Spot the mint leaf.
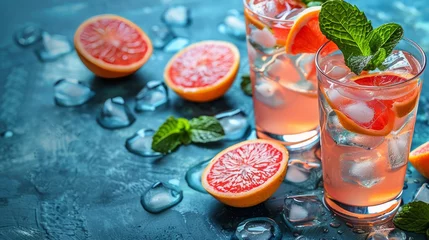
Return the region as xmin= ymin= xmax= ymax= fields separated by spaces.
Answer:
xmin=152 ymin=117 xmax=190 ymax=154
xmin=348 ymin=55 xmax=373 ymax=75
xmin=393 ymin=201 xmax=429 ymax=233
xmin=241 ymin=74 xmax=252 ymax=96
xmin=189 ymin=116 xmax=225 ymax=143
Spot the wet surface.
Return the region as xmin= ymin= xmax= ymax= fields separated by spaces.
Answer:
xmin=0 ymin=0 xmax=428 ymax=239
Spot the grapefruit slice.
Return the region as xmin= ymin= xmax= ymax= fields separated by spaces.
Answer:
xmin=164 ymin=41 xmax=240 ymax=102
xmin=201 ymin=139 xmax=289 ymax=208
xmin=409 ymin=142 xmax=429 ymax=179
xmin=74 ymin=14 xmax=153 ymax=78
xmin=285 ymin=6 xmax=338 ymax=55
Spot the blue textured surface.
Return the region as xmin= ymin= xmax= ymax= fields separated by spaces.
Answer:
xmin=0 ymin=0 xmax=428 ymax=239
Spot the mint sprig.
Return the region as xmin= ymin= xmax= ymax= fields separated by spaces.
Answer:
xmin=319 ymin=0 xmax=403 ymax=74
xmin=152 ymin=116 xmax=225 ymax=154
xmin=393 ymin=201 xmax=429 ymax=234
xmin=240 ymin=74 xmax=252 ymax=96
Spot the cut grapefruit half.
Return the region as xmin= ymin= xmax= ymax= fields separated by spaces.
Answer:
xmin=201 ymin=139 xmax=289 ymax=208
xmin=285 ymin=6 xmax=338 ymax=55
xmin=164 ymin=40 xmax=240 ymax=102
xmin=74 ymin=14 xmax=153 ymax=78
xmin=409 ymin=141 xmax=429 ymax=179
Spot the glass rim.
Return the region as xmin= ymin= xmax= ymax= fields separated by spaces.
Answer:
xmin=315 ymin=37 xmax=427 ymax=90
xmin=242 ymin=0 xmax=295 ymax=23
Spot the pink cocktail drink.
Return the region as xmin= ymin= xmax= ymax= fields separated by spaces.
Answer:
xmin=317 ymin=39 xmax=426 ymax=222
xmin=243 ymin=0 xmax=320 ymax=149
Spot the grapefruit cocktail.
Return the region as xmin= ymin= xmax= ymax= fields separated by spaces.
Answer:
xmin=243 ymin=0 xmax=332 ymax=150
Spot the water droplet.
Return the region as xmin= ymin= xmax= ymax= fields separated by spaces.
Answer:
xmin=218 ymin=9 xmax=246 ymax=40
xmin=1 ymin=130 xmax=13 ymax=138
xmin=352 ymin=228 xmax=366 ymax=234
xmin=164 ymin=37 xmax=190 ymax=53
xmin=96 ymin=97 xmax=135 ymax=129
xmin=413 ymin=179 xmax=420 ymax=183
xmin=185 ymin=160 xmax=210 ymax=193
xmin=329 ymin=221 xmax=341 ymax=228
xmin=125 ymin=129 xmax=163 ymax=159
xmin=403 ymin=183 xmax=408 ymax=189
xmin=215 ymin=109 xmax=250 ymax=141
xmin=366 ymin=228 xmax=406 ymax=240
xmin=135 ymin=81 xmax=168 ymax=112
xmin=323 ymin=228 xmax=329 ymax=233
xmin=162 ymin=6 xmax=191 ymax=27
xmin=15 ymin=24 xmax=43 ymax=46
xmin=234 ymin=217 xmax=282 ymax=240
xmin=54 ymin=79 xmax=95 ymax=107
xmin=294 ymin=236 xmax=308 ymax=240
xmin=141 ymin=182 xmax=183 ymax=213
xmin=337 ymin=230 xmax=343 ymax=235
xmin=407 ymin=169 xmax=412 ymax=175
xmin=35 ymin=32 xmax=73 ymax=62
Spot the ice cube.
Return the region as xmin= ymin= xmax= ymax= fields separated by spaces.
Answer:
xmin=162 ymin=6 xmax=191 ymax=27
xmin=164 ymin=37 xmax=189 ymax=53
xmin=185 ymin=159 xmax=210 ymax=193
xmin=135 ymin=81 xmax=169 ymax=112
xmin=14 ymin=24 xmax=43 ymax=47
xmin=284 ymin=159 xmax=322 ymax=190
xmin=341 ymin=151 xmax=384 ymax=188
xmin=54 ymin=79 xmax=95 ymax=107
xmin=343 ymin=102 xmax=374 ymax=124
xmin=366 ymin=228 xmax=406 ymax=240
xmin=1 ymin=130 xmax=13 ymax=138
xmin=295 ymin=53 xmax=316 ymax=81
xmin=35 ymin=32 xmax=73 ymax=62
xmin=388 ymin=131 xmax=411 ymax=170
xmin=250 ymin=27 xmax=276 ymax=50
xmin=218 ymin=9 xmax=246 ymax=40
xmin=96 ymin=97 xmax=136 ymax=129
xmin=413 ymin=183 xmax=429 ymax=203
xmin=383 ymin=51 xmax=413 ymax=73
xmin=282 ymin=195 xmax=323 ymax=230
xmin=254 ymin=75 xmax=284 ymax=108
xmin=323 ymin=57 xmax=353 ymax=80
xmin=246 ymin=41 xmax=258 ymax=62
xmin=141 ymin=182 xmax=183 ymax=213
xmin=151 ymin=25 xmax=175 ymax=49
xmin=326 ymin=111 xmax=384 ymax=150
xmin=125 ymin=129 xmax=163 ymax=159
xmin=234 ymin=217 xmax=282 ymax=240
xmin=215 ymin=109 xmax=250 ymax=141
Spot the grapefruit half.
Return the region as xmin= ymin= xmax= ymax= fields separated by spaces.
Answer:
xmin=201 ymin=139 xmax=289 ymax=207
xmin=409 ymin=141 xmax=429 ymax=179
xmin=74 ymin=14 xmax=153 ymax=78
xmin=164 ymin=41 xmax=240 ymax=102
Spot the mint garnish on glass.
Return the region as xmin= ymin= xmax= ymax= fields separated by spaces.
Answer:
xmin=152 ymin=116 xmax=225 ymax=154
xmin=319 ymin=0 xmax=404 ymax=75
xmin=393 ymin=201 xmax=429 ymax=234
xmin=240 ymin=74 xmax=252 ymax=96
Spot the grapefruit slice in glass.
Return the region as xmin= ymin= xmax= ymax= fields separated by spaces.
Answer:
xmin=201 ymin=139 xmax=289 ymax=208
xmin=409 ymin=141 xmax=429 ymax=179
xmin=74 ymin=14 xmax=153 ymax=78
xmin=164 ymin=40 xmax=240 ymax=102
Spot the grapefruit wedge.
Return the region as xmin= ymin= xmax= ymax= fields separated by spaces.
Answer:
xmin=409 ymin=142 xmax=429 ymax=179
xmin=74 ymin=14 xmax=153 ymax=78
xmin=164 ymin=41 xmax=240 ymax=102
xmin=202 ymin=139 xmax=289 ymax=207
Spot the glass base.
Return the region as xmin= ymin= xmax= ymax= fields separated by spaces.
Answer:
xmin=323 ymin=192 xmax=402 ymax=224
xmin=256 ymin=128 xmax=320 ymax=152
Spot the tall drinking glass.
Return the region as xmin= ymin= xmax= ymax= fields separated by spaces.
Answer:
xmin=316 ymin=38 xmax=426 ymax=223
xmin=243 ymin=0 xmax=320 ymax=150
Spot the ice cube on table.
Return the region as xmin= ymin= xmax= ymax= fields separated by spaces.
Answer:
xmin=35 ymin=32 xmax=73 ymax=62
xmin=326 ymin=111 xmax=384 ymax=150
xmin=162 ymin=6 xmax=191 ymax=27
xmin=254 ymin=75 xmax=285 ymax=108
xmin=15 ymin=24 xmax=43 ymax=47
xmin=125 ymin=129 xmax=163 ymax=159
xmin=282 ymin=195 xmax=323 ymax=231
xmin=215 ymin=109 xmax=250 ymax=141
xmin=54 ymin=79 xmax=95 ymax=107
xmin=141 ymin=182 xmax=183 ymax=213
xmin=341 ymin=151 xmax=384 ymax=188
xmin=388 ymin=131 xmax=411 ymax=170
xmin=218 ymin=9 xmax=246 ymax=40
xmin=96 ymin=97 xmax=136 ymax=129
xmin=151 ymin=25 xmax=175 ymax=49
xmin=185 ymin=159 xmax=210 ymax=193
xmin=163 ymin=37 xmax=189 ymax=53
xmin=284 ymin=159 xmax=322 ymax=190
xmin=233 ymin=217 xmax=282 ymax=240
xmin=413 ymin=183 xmax=429 ymax=203
xmin=135 ymin=81 xmax=169 ymax=112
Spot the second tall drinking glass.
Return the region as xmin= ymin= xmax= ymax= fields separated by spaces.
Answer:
xmin=243 ymin=0 xmax=320 ymax=150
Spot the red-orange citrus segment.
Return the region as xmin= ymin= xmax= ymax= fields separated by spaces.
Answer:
xmin=74 ymin=14 xmax=153 ymax=78
xmin=409 ymin=141 xmax=429 ymax=179
xmin=164 ymin=41 xmax=240 ymax=102
xmin=285 ymin=6 xmax=338 ymax=55
xmin=201 ymin=139 xmax=289 ymax=207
